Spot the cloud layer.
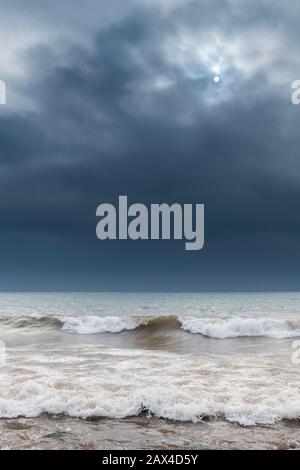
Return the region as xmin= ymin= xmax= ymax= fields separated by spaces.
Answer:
xmin=0 ymin=0 xmax=299 ymax=290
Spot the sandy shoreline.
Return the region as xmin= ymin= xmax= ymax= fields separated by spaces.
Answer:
xmin=0 ymin=415 xmax=299 ymax=450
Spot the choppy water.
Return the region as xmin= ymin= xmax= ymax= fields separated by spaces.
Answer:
xmin=0 ymin=292 xmax=300 ymax=449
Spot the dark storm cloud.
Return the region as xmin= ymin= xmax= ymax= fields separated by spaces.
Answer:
xmin=0 ymin=0 xmax=300 ymax=289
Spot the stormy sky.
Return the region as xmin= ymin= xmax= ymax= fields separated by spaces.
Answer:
xmin=0 ymin=0 xmax=299 ymax=291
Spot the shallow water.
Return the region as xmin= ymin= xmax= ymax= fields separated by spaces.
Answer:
xmin=1 ymin=415 xmax=300 ymax=450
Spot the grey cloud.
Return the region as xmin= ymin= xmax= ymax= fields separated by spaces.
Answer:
xmin=0 ymin=1 xmax=299 ymax=289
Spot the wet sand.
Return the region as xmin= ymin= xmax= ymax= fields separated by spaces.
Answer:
xmin=0 ymin=415 xmax=300 ymax=450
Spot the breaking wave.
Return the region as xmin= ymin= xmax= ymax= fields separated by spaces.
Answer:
xmin=179 ymin=316 xmax=300 ymax=339
xmin=60 ymin=315 xmax=142 ymax=334
xmin=1 ymin=313 xmax=300 ymax=339
xmin=0 ymin=347 xmax=299 ymax=426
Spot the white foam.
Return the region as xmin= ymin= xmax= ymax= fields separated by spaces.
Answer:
xmin=2 ymin=312 xmax=300 ymax=340
xmin=0 ymin=347 xmax=299 ymax=426
xmin=59 ymin=315 xmax=142 ymax=334
xmin=180 ymin=316 xmax=300 ymax=338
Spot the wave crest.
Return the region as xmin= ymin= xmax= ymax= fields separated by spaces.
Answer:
xmin=1 ymin=313 xmax=300 ymax=339
xmin=180 ymin=316 xmax=300 ymax=338
xmin=60 ymin=315 xmax=142 ymax=334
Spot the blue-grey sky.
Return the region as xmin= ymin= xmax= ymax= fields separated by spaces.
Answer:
xmin=0 ymin=0 xmax=300 ymax=291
